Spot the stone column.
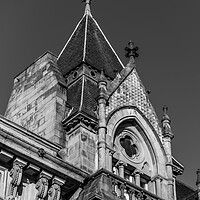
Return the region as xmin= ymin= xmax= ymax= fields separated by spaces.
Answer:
xmin=48 ymin=177 xmax=65 ymax=200
xmin=7 ymin=158 xmax=27 ymax=200
xmin=134 ymin=169 xmax=142 ymax=187
xmin=154 ymin=176 xmax=163 ymax=197
xmin=35 ymin=171 xmax=52 ymax=200
xmin=162 ymin=105 xmax=174 ymax=200
xmin=97 ymin=70 xmax=108 ymax=169
xmin=196 ymin=169 xmax=200 ymax=200
xmin=107 ymin=148 xmax=115 ymax=172
xmin=149 ymin=180 xmax=156 ymax=195
xmin=116 ymin=160 xmax=126 ymax=178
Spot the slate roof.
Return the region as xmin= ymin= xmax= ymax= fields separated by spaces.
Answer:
xmin=176 ymin=179 xmax=195 ymax=200
xmin=67 ymin=76 xmax=98 ymax=119
xmin=57 ymin=11 xmax=124 ymax=79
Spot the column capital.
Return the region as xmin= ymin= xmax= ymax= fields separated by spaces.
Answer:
xmin=36 ymin=171 xmax=53 ymax=200
xmin=116 ymin=160 xmax=127 ymax=167
xmin=52 ymin=176 xmax=65 ymax=186
xmin=40 ymin=170 xmax=53 ymax=180
xmin=7 ymin=158 xmax=27 ymax=199
xmin=151 ymin=175 xmax=163 ymax=182
xmin=133 ymin=169 xmax=142 ymax=175
xmin=48 ymin=177 xmax=65 ymax=200
xmin=107 ymin=146 xmax=115 ymax=156
xmin=13 ymin=157 xmax=27 ymax=167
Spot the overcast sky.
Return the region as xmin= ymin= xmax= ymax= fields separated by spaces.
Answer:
xmin=0 ymin=0 xmax=200 ymax=188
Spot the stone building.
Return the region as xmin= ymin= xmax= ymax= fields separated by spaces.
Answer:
xmin=0 ymin=1 xmax=197 ymax=200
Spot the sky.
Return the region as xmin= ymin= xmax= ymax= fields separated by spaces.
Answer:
xmin=0 ymin=0 xmax=200 ymax=189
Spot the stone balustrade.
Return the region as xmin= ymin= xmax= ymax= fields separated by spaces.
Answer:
xmin=89 ymin=169 xmax=165 ymax=200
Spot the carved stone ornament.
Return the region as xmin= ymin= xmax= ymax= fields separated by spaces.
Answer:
xmin=48 ymin=184 xmax=61 ymax=200
xmin=38 ymin=148 xmax=46 ymax=158
xmin=35 ymin=177 xmax=49 ymax=200
xmin=7 ymin=159 xmax=27 ymax=200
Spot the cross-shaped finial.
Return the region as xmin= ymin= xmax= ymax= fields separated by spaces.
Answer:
xmin=163 ymin=105 xmax=168 ymax=114
xmin=82 ymin=0 xmax=91 ymax=4
xmin=82 ymin=0 xmax=92 ymax=14
xmin=125 ymin=41 xmax=139 ymax=59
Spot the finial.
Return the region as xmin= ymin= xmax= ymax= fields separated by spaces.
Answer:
xmin=196 ymin=169 xmax=200 ymax=187
xmin=162 ymin=105 xmax=173 ymax=139
xmin=99 ymin=69 xmax=106 ymax=82
xmin=162 ymin=105 xmax=170 ymax=122
xmin=82 ymin=0 xmax=92 ymax=14
xmin=125 ymin=40 xmax=139 ymax=60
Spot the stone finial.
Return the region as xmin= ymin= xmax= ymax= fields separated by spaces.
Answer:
xmin=82 ymin=0 xmax=92 ymax=14
xmin=196 ymin=169 xmax=200 ymax=187
xmin=162 ymin=105 xmax=170 ymax=122
xmin=162 ymin=105 xmax=173 ymax=139
xmin=125 ymin=40 xmax=139 ymax=60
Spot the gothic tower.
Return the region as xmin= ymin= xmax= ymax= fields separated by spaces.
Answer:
xmin=0 ymin=1 xmax=188 ymax=200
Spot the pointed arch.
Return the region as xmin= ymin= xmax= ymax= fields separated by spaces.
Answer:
xmin=106 ymin=106 xmax=167 ymax=178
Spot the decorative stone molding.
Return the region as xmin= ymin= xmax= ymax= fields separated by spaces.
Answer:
xmin=35 ymin=171 xmax=52 ymax=200
xmin=48 ymin=177 xmax=65 ymax=200
xmin=0 ymin=149 xmax=13 ymax=163
xmin=7 ymin=158 xmax=27 ymax=200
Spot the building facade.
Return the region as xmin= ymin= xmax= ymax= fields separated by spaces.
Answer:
xmin=0 ymin=1 xmax=197 ymax=200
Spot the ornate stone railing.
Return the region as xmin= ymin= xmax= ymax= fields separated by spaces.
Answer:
xmin=84 ymin=169 xmax=165 ymax=200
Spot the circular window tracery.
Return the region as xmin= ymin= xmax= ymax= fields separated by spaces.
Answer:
xmin=117 ymin=130 xmax=144 ymax=164
xmin=120 ymin=135 xmax=138 ymax=158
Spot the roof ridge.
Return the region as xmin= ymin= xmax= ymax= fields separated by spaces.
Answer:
xmin=83 ymin=13 xmax=89 ymax=61
xmin=90 ymin=15 xmax=124 ymax=69
xmin=57 ymin=14 xmax=86 ymax=60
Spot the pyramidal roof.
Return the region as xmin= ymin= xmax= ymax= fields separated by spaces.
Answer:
xmin=57 ymin=2 xmax=124 ymax=79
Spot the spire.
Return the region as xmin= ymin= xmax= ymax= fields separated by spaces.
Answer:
xmin=125 ymin=40 xmax=139 ymax=62
xmin=82 ymin=0 xmax=92 ymax=14
xmin=57 ymin=2 xmax=123 ymax=79
xmin=161 ymin=105 xmax=173 ymax=139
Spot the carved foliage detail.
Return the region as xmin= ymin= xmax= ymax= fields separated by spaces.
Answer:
xmin=35 ymin=177 xmax=49 ymax=200
xmin=7 ymin=162 xmax=23 ymax=199
xmin=48 ymin=184 xmax=61 ymax=200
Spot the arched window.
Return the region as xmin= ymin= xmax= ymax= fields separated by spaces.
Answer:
xmin=112 ymin=119 xmax=155 ymax=193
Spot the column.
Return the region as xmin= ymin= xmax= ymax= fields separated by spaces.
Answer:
xmin=154 ymin=176 xmax=162 ymax=197
xmin=134 ymin=169 xmax=142 ymax=187
xmin=48 ymin=176 xmax=65 ymax=200
xmin=149 ymin=180 xmax=156 ymax=195
xmin=35 ymin=171 xmax=52 ymax=200
xmin=97 ymin=70 xmax=108 ymax=169
xmin=107 ymin=148 xmax=115 ymax=172
xmin=162 ymin=106 xmax=174 ymax=200
xmin=7 ymin=158 xmax=27 ymax=199
xmin=116 ymin=160 xmax=126 ymax=178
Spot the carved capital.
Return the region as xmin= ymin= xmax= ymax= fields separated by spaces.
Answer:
xmin=116 ymin=160 xmax=127 ymax=167
xmin=48 ymin=177 xmax=65 ymax=200
xmin=133 ymin=169 xmax=142 ymax=176
xmin=7 ymin=158 xmax=27 ymax=199
xmin=35 ymin=171 xmax=52 ymax=200
xmin=107 ymin=147 xmax=115 ymax=156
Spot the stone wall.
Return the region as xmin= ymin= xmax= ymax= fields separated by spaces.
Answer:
xmin=5 ymin=52 xmax=67 ymax=146
xmin=67 ymin=127 xmax=97 ymax=174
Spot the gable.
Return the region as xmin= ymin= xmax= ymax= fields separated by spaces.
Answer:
xmin=106 ymin=68 xmax=162 ymax=140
